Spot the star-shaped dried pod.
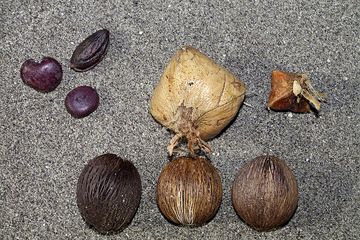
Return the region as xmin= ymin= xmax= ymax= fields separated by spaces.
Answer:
xmin=267 ymin=70 xmax=326 ymax=113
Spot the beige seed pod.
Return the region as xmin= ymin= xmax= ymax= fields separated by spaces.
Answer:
xmin=150 ymin=46 xmax=246 ymax=155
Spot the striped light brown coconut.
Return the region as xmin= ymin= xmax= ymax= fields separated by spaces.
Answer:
xmin=156 ymin=156 xmax=222 ymax=226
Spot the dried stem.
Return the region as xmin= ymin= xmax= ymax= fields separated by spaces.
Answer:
xmin=296 ymin=74 xmax=327 ymax=111
xmin=167 ymin=102 xmax=212 ymax=156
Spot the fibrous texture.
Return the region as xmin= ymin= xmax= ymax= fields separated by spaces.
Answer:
xmin=76 ymin=154 xmax=142 ymax=234
xmin=232 ymin=155 xmax=299 ymax=231
xmin=157 ymin=156 xmax=222 ymax=226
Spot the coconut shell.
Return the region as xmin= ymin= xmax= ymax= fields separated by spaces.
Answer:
xmin=76 ymin=154 xmax=142 ymax=234
xmin=231 ymin=155 xmax=299 ymax=231
xmin=157 ymin=156 xmax=222 ymax=226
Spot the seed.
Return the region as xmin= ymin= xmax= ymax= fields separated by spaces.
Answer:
xmin=65 ymin=86 xmax=99 ymax=118
xmin=156 ymin=156 xmax=222 ymax=226
xmin=20 ymin=57 xmax=62 ymax=93
xmin=150 ymin=46 xmax=246 ymax=155
xmin=70 ymin=29 xmax=110 ymax=72
xmin=267 ymin=70 xmax=326 ymax=113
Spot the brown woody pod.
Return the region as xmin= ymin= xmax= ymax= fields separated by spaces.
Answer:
xmin=76 ymin=154 xmax=141 ymax=234
xmin=232 ymin=155 xmax=298 ymax=231
xmin=157 ymin=156 xmax=222 ymax=226
xmin=267 ymin=70 xmax=325 ymax=113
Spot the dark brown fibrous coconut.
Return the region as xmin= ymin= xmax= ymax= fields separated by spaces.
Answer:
xmin=231 ymin=155 xmax=299 ymax=231
xmin=156 ymin=156 xmax=222 ymax=226
xmin=76 ymin=154 xmax=142 ymax=234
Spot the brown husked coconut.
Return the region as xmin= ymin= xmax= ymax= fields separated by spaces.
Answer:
xmin=76 ymin=154 xmax=142 ymax=234
xmin=157 ymin=156 xmax=222 ymax=226
xmin=232 ymin=155 xmax=299 ymax=231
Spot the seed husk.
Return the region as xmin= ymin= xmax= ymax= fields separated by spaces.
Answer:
xmin=150 ymin=46 xmax=246 ymax=155
xmin=267 ymin=70 xmax=326 ymax=113
xmin=70 ymin=29 xmax=110 ymax=72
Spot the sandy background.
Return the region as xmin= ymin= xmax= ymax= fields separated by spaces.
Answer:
xmin=1 ymin=0 xmax=359 ymax=239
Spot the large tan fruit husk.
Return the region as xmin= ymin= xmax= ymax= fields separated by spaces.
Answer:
xmin=150 ymin=46 xmax=246 ymax=155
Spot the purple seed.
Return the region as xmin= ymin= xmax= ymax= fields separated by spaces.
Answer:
xmin=65 ymin=86 xmax=99 ymax=118
xmin=20 ymin=57 xmax=63 ymax=93
xmin=70 ymin=29 xmax=110 ymax=72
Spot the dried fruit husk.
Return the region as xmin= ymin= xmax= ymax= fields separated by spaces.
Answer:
xmin=150 ymin=46 xmax=246 ymax=155
xmin=70 ymin=29 xmax=110 ymax=72
xmin=267 ymin=70 xmax=326 ymax=113
xmin=156 ymin=156 xmax=222 ymax=226
xmin=76 ymin=154 xmax=141 ymax=234
xmin=231 ymin=155 xmax=299 ymax=231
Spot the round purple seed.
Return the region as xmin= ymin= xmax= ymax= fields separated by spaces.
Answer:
xmin=65 ymin=86 xmax=99 ymax=118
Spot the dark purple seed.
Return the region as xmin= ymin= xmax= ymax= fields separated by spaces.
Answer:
xmin=20 ymin=57 xmax=63 ymax=93
xmin=70 ymin=29 xmax=110 ymax=72
xmin=65 ymin=86 xmax=99 ymax=118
